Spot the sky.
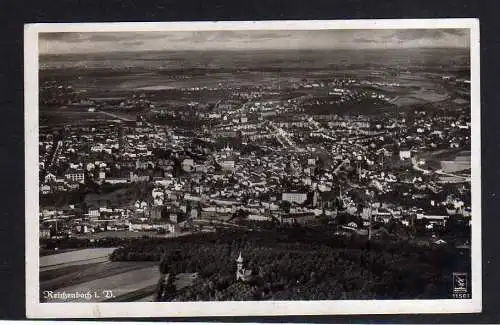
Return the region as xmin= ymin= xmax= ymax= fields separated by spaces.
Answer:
xmin=39 ymin=29 xmax=470 ymax=55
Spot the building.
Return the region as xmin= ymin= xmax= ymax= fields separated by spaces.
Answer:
xmin=104 ymin=178 xmax=128 ymax=185
xmin=130 ymin=172 xmax=150 ymax=183
xmin=399 ymin=150 xmax=412 ymax=160
xmin=220 ymin=160 xmax=235 ymax=172
xmin=40 ymin=226 xmax=51 ymax=239
xmin=88 ymin=209 xmax=100 ymax=218
xmin=128 ymin=220 xmax=176 ymax=233
xmin=247 ymin=214 xmax=273 ymax=222
xmin=149 ymin=206 xmax=163 ymax=220
xmin=280 ymin=212 xmax=316 ymax=225
xmin=417 ymin=213 xmax=449 ymax=227
xmin=282 ymin=192 xmax=308 ymax=205
xmin=236 ymin=252 xmax=253 ymax=282
xmin=44 ymin=172 xmax=56 ymax=183
xmin=181 ymin=159 xmax=195 ymax=172
xmin=152 ymin=188 xmax=165 ymax=206
xmin=40 ymin=184 xmax=51 ymax=194
xmin=65 ymin=168 xmax=85 ymax=183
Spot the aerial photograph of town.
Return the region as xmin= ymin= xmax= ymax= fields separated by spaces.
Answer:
xmin=36 ymin=27 xmax=473 ymax=303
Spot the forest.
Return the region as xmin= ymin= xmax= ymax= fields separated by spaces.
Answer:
xmin=108 ymin=228 xmax=470 ymax=301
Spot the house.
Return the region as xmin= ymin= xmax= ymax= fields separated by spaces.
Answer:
xmin=399 ymin=150 xmax=412 ymax=160
xmin=40 ymin=184 xmax=51 ymax=194
xmin=135 ymin=160 xmax=150 ymax=169
xmin=66 ymin=182 xmax=80 ymax=191
xmin=134 ymin=200 xmax=148 ymax=210
xmin=44 ymin=172 xmax=56 ymax=183
xmin=88 ymin=209 xmax=100 ymax=218
xmin=280 ymin=212 xmax=316 ymax=225
xmin=220 ymin=160 xmax=235 ymax=172
xmin=105 ymin=177 xmax=129 ymax=185
xmin=128 ymin=220 xmax=176 ymax=233
xmin=152 ymin=188 xmax=165 ymax=206
xmin=75 ymin=224 xmax=90 ymax=234
xmin=282 ymin=192 xmax=308 ymax=205
xmin=182 ymin=159 xmax=195 ymax=172
xmin=247 ymin=214 xmax=273 ymax=222
xmin=64 ymin=168 xmax=85 ymax=183
xmin=40 ymin=226 xmax=51 ymax=239
xmin=149 ymin=206 xmax=163 ymax=220
xmin=373 ymin=208 xmax=393 ymax=223
xmin=417 ymin=213 xmax=449 ymax=227
xmin=130 ymin=172 xmax=150 ymax=183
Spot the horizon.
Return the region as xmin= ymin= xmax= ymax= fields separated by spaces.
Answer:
xmin=39 ymin=29 xmax=470 ymax=55
xmin=39 ymin=46 xmax=470 ymax=57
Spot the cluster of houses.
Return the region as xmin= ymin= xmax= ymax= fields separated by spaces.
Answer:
xmin=39 ymin=73 xmax=472 ymax=244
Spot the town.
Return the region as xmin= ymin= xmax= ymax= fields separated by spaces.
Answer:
xmin=39 ymin=69 xmax=472 ymax=250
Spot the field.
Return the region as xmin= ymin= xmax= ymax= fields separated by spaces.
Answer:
xmin=39 ymin=48 xmax=470 ymax=124
xmin=40 ymin=247 xmax=198 ymax=303
xmin=416 ymin=149 xmax=471 ymax=172
xmin=44 ymin=265 xmax=159 ymax=302
xmin=40 ymin=108 xmax=112 ymax=126
xmin=414 ymin=149 xmax=471 ymax=184
xmin=440 ymin=151 xmax=471 ymax=173
xmin=40 ymin=247 xmax=157 ymax=302
xmin=40 ymin=247 xmax=115 ymax=271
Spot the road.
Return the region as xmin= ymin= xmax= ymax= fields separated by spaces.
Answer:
xmin=47 ymin=140 xmax=63 ymax=170
xmin=333 ymin=159 xmax=349 ymax=175
xmin=267 ymin=121 xmax=296 ymax=148
xmin=435 ymin=169 xmax=471 ymax=182
xmin=307 ymin=117 xmax=337 ymax=141
xmin=411 ymin=157 xmax=431 ymax=174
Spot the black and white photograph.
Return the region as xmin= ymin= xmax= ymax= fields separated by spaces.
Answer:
xmin=24 ymin=20 xmax=481 ymax=318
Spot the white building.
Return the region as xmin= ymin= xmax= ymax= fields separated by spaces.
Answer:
xmin=128 ymin=221 xmax=175 ymax=233
xmin=152 ymin=188 xmax=165 ymax=206
xmin=247 ymin=214 xmax=272 ymax=222
xmin=282 ymin=192 xmax=308 ymax=205
xmin=399 ymin=150 xmax=412 ymax=160
xmin=65 ymin=168 xmax=85 ymax=183
xmin=182 ymin=159 xmax=195 ymax=172
xmin=220 ymin=160 xmax=235 ymax=171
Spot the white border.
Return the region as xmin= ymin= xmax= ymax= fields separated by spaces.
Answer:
xmin=25 ymin=19 xmax=481 ymax=318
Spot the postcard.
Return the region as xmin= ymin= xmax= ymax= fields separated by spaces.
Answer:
xmin=25 ymin=19 xmax=481 ymax=318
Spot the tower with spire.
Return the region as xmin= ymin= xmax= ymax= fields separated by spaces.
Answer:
xmin=235 ymin=252 xmax=252 ymax=281
xmin=236 ymin=252 xmax=244 ymax=280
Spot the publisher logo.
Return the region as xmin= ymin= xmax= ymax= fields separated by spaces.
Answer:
xmin=453 ymin=272 xmax=468 ymax=294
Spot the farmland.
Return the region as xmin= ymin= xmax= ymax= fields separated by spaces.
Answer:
xmin=40 ymin=247 xmax=115 ymax=271
xmin=40 ymin=247 xmax=198 ymax=303
xmin=40 ymin=247 xmax=159 ymax=303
